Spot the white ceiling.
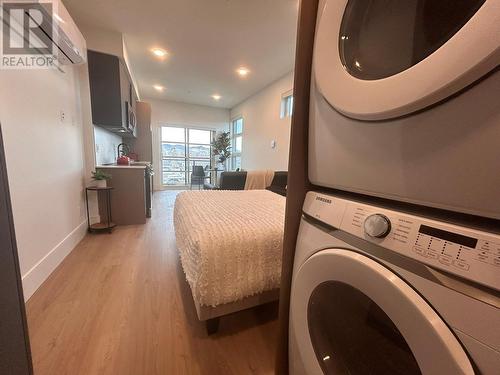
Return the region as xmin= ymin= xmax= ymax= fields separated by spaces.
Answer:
xmin=63 ymin=0 xmax=299 ymax=109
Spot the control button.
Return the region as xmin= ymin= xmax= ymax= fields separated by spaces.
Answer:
xmin=425 ymin=251 xmax=438 ymax=260
xmin=438 ymin=255 xmax=453 ymax=266
xmin=414 ymin=247 xmax=426 ymax=256
xmin=477 ymin=251 xmax=490 ymax=261
xmin=364 ymin=214 xmax=391 ymax=238
xmin=453 ymin=259 xmax=470 ymax=271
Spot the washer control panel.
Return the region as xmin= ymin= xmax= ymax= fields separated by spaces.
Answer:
xmin=303 ymin=192 xmax=500 ymax=291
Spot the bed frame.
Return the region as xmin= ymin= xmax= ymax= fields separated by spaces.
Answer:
xmin=193 ymin=288 xmax=280 ymax=335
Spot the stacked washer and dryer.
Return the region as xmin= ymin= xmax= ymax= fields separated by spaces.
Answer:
xmin=289 ymin=0 xmax=500 ymax=374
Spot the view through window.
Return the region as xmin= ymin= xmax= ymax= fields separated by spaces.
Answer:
xmin=161 ymin=126 xmax=213 ymax=186
xmin=231 ymin=117 xmax=243 ymax=170
xmin=280 ymin=92 xmax=294 ymax=119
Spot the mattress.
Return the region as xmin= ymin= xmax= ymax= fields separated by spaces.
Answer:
xmin=174 ymin=190 xmax=285 ymax=307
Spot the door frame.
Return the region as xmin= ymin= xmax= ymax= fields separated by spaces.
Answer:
xmin=0 ymin=125 xmax=33 ymax=374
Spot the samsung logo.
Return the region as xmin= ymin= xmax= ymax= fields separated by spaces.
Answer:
xmin=315 ymin=196 xmax=332 ymax=204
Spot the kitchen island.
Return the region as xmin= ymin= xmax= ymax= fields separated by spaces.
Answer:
xmin=96 ymin=163 xmax=152 ymax=225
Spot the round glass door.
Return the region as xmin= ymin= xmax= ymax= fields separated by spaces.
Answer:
xmin=308 ymin=281 xmax=420 ymax=374
xmin=290 ymin=249 xmax=474 ymax=374
xmin=313 ymin=0 xmax=500 ymax=120
xmin=339 ymin=0 xmax=486 ymax=80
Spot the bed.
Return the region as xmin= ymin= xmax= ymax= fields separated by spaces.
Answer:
xmin=174 ymin=189 xmax=285 ymax=333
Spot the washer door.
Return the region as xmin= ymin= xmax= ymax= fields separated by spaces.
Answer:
xmin=314 ymin=0 xmax=500 ymax=120
xmin=290 ymin=249 xmax=474 ymax=374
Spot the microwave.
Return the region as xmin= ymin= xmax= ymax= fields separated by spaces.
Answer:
xmin=125 ymin=101 xmax=136 ymax=134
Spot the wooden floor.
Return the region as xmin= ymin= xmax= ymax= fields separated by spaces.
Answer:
xmin=26 ymin=191 xmax=279 ymax=375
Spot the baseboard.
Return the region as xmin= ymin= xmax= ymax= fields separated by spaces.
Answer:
xmin=22 ymin=220 xmax=88 ymax=301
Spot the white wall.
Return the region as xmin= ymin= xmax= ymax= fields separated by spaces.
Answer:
xmin=230 ymin=71 xmax=293 ymax=171
xmin=147 ymin=98 xmax=230 ymax=190
xmin=0 ymin=65 xmax=88 ymax=300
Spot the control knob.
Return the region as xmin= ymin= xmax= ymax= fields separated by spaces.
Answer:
xmin=364 ymin=214 xmax=391 ymax=238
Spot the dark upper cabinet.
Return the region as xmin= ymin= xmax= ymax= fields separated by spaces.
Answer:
xmin=87 ymin=50 xmax=137 ymax=138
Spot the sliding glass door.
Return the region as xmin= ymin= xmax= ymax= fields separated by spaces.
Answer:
xmin=161 ymin=126 xmax=213 ymax=186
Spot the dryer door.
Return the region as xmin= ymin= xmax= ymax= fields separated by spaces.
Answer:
xmin=290 ymin=249 xmax=474 ymax=374
xmin=314 ymin=0 xmax=500 ymax=120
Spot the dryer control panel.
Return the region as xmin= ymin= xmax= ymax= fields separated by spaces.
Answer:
xmin=303 ymin=192 xmax=500 ymax=291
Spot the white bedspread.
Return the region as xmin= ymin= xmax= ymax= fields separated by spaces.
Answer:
xmin=174 ymin=190 xmax=285 ymax=307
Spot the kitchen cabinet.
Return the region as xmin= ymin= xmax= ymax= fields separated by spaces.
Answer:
xmin=88 ymin=50 xmax=137 ymax=138
xmin=96 ymin=165 xmax=149 ymax=225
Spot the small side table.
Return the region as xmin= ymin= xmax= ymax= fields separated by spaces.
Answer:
xmin=85 ymin=187 xmax=116 ymax=233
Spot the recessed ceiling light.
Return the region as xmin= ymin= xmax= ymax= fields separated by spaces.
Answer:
xmin=236 ymin=67 xmax=250 ymax=77
xmin=153 ymin=84 xmax=165 ymax=92
xmin=212 ymin=94 xmax=221 ymax=101
xmin=151 ymin=48 xmax=168 ymax=58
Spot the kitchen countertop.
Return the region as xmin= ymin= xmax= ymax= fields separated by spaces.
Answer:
xmin=97 ymin=163 xmax=150 ymax=169
xmin=94 ymin=164 xmax=151 ymax=225
xmin=96 ymin=161 xmax=151 ymax=169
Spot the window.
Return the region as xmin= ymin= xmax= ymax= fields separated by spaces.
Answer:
xmin=231 ymin=117 xmax=243 ymax=170
xmin=280 ymin=91 xmax=294 ymax=119
xmin=161 ymin=126 xmax=213 ymax=186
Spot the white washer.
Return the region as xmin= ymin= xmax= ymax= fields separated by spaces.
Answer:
xmin=289 ymin=191 xmax=500 ymax=374
xmin=309 ymin=0 xmax=500 ymax=219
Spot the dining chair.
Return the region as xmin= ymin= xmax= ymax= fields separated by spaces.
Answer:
xmin=190 ymin=165 xmax=208 ymax=190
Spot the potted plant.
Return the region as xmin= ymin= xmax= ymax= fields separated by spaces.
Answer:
xmin=211 ymin=131 xmax=231 ymax=170
xmin=91 ymin=170 xmax=111 ymax=188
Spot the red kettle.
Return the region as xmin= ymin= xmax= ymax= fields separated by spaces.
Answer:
xmin=117 ymin=155 xmax=130 ymax=165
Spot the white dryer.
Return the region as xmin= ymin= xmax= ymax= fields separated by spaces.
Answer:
xmin=309 ymin=0 xmax=500 ymax=219
xmin=289 ymin=192 xmax=500 ymax=374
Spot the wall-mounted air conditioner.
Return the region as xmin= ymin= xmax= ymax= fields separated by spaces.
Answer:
xmin=37 ymin=0 xmax=87 ymax=65
xmin=2 ymin=0 xmax=86 ymax=65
